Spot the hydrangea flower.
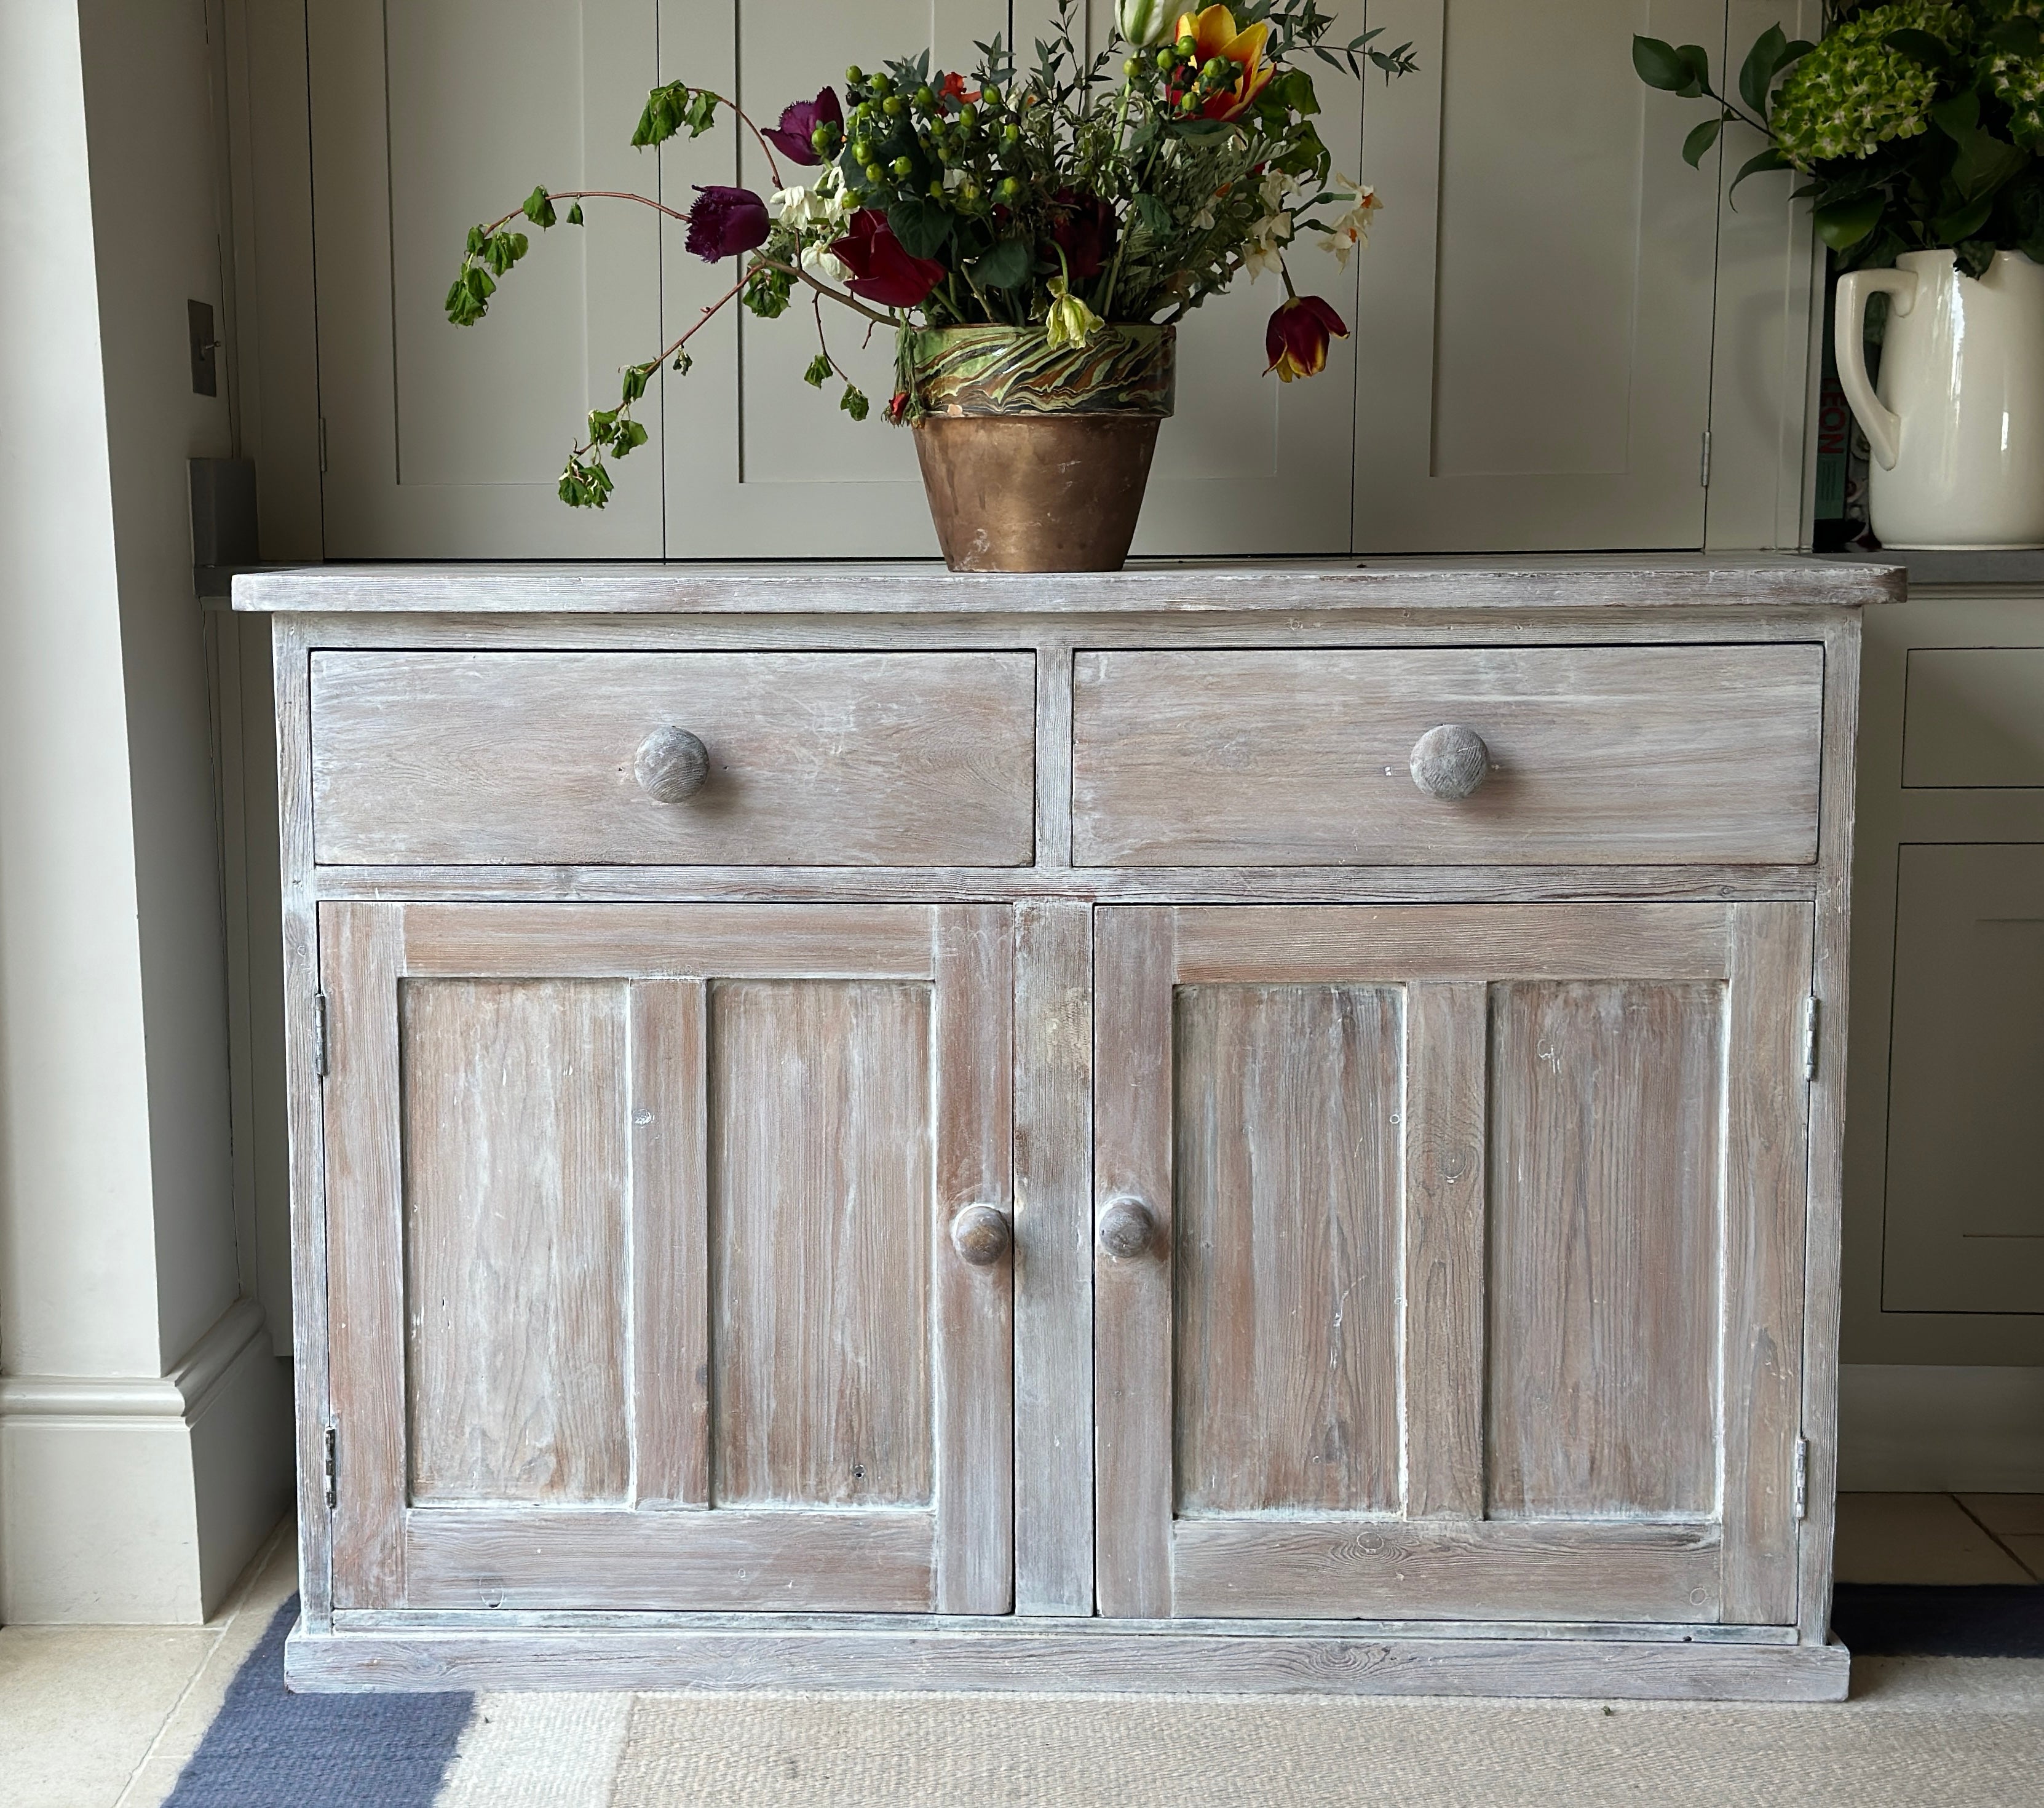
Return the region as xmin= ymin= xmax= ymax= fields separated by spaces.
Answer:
xmin=1769 ymin=1 xmax=1955 ymax=167
xmin=1983 ymin=0 xmax=2044 ymax=149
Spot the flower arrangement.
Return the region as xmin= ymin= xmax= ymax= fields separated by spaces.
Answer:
xmin=1635 ymin=1 xmax=2044 ymax=273
xmin=446 ymin=1 xmax=1412 ymax=508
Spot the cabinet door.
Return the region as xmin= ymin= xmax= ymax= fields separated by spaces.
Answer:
xmin=307 ymin=0 xmax=666 ymax=557
xmin=1351 ymin=1 xmax=1725 ymax=550
xmin=320 ymin=902 xmax=1012 ymax=1613
xmin=1095 ymin=902 xmax=1811 ymax=1625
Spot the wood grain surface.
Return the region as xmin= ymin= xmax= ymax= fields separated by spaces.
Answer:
xmin=1484 ymin=980 xmax=1723 ymax=1519
xmin=1072 ymin=646 xmax=1823 ymax=866
xmin=311 ymin=650 xmax=1035 ymax=867
xmin=1173 ymin=985 xmax=1403 ymax=1515
xmin=401 ymin=978 xmax=631 ymax=1505
xmin=710 ymin=980 xmax=934 ymax=1509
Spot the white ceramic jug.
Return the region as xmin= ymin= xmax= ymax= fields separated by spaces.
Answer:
xmin=1836 ymin=248 xmax=2044 ymax=549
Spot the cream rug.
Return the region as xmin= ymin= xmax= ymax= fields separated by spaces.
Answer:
xmin=435 ymin=1657 xmax=2044 ymax=1808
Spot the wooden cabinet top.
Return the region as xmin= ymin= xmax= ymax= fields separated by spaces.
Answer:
xmin=232 ymin=556 xmax=1904 ymax=616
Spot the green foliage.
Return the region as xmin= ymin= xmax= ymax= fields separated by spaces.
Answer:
xmin=839 ymin=383 xmax=870 ymax=421
xmin=522 ymin=185 xmax=557 ymax=229
xmin=803 ymin=352 xmax=833 ymax=386
xmin=1636 ymin=4 xmax=2044 ymax=272
xmin=741 ymin=262 xmax=794 ymax=318
xmin=632 ymin=81 xmax=718 ymax=148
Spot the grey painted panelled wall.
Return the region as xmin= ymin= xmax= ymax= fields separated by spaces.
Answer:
xmin=239 ymin=557 xmax=1892 ymax=1696
xmin=223 ymin=1 xmax=1820 ymax=561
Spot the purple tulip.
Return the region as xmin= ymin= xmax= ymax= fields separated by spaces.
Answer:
xmin=684 ymin=185 xmax=770 ymax=262
xmin=763 ymin=87 xmax=843 ymax=167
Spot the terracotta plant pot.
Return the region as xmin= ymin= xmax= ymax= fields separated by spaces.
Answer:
xmin=908 ymin=324 xmax=1175 ymax=573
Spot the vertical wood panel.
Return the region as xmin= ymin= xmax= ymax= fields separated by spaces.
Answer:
xmin=403 ymin=979 xmax=632 ymax=1504
xmin=1013 ymin=898 xmax=1094 ymax=1614
xmin=1486 ymin=980 xmax=1722 ymax=1518
xmin=1093 ymin=908 xmax=1176 ymax=1617
xmin=710 ymin=980 xmax=933 ymax=1506
xmin=631 ymin=979 xmax=709 ymax=1508
xmin=1722 ymin=902 xmax=1813 ymax=1625
xmin=933 ymin=906 xmax=1015 ymax=1613
xmin=322 ymin=903 xmax=408 ymax=1608
xmin=1173 ymin=986 xmax=1403 ymax=1514
xmin=1403 ymin=980 xmax=1488 ymax=1518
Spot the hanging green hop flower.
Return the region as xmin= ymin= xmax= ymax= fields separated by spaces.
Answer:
xmin=1769 ymin=1 xmax=1958 ymax=167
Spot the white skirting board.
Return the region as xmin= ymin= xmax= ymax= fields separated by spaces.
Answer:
xmin=0 ymin=1298 xmax=293 ymax=1622
xmin=1839 ymin=1363 xmax=2044 ymax=1492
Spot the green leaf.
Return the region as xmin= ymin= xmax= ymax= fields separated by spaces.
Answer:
xmin=970 ymin=235 xmax=1031 ymax=290
xmin=566 ymin=202 xmax=585 ymax=226
xmin=671 ymin=348 xmax=692 ymax=375
xmin=840 ymin=383 xmax=870 ymax=422
xmin=620 ymin=363 xmax=649 ymax=403
xmin=1935 ymin=96 xmax=2028 ymax=202
xmin=1674 ymin=43 xmax=1712 ymax=98
xmin=1133 ymin=193 xmax=1170 ymax=236
xmin=1631 ymin=35 xmax=1691 ymax=90
xmin=1933 ymin=192 xmax=1997 ymax=244
xmin=1277 ymin=69 xmax=1319 ymax=117
xmin=887 ymin=196 xmax=952 ymax=259
xmin=1884 ymin=28 xmax=1952 ymax=68
xmin=1728 ymin=145 xmax=1791 ymax=202
xmin=803 ymin=352 xmax=832 ymax=387
xmin=1813 ymin=192 xmax=1885 ymax=251
xmin=1738 ymin=25 xmax=1786 ymax=116
xmin=1682 ymin=115 xmax=1724 ymax=169
xmin=522 ymin=185 xmax=557 ymax=228
xmin=465 ymin=224 xmax=487 ymax=255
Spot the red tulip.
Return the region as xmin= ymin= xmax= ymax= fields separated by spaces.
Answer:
xmin=685 ymin=185 xmax=770 ymax=262
xmin=828 ymin=209 xmax=946 ymax=309
xmin=1048 ymin=191 xmax=1117 ymax=282
xmin=1264 ymin=294 xmax=1348 ymax=382
xmin=764 ymin=87 xmax=842 ymax=166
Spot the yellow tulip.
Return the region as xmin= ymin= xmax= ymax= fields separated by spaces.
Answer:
xmin=1171 ymin=6 xmax=1274 ymax=121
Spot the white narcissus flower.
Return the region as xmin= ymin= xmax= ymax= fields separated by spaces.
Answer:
xmin=1242 ymin=202 xmax=1294 ymax=281
xmin=772 ymin=184 xmax=821 ymax=226
xmin=810 ymin=248 xmax=850 ymax=283
xmin=1322 ymin=174 xmax=1381 ymax=269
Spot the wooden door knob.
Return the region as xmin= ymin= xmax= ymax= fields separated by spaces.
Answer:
xmin=635 ymin=726 xmax=710 ymax=802
xmin=1096 ymin=1196 xmax=1157 ymax=1260
xmin=949 ymin=1203 xmax=1012 ymax=1267
xmin=1409 ymin=724 xmax=1490 ymax=799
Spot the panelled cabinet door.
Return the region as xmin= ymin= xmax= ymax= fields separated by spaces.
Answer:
xmin=1351 ymin=1 xmax=1725 ymax=550
xmin=307 ymin=1 xmax=666 ymax=557
xmin=320 ymin=902 xmax=1013 ymax=1614
xmin=1095 ymin=902 xmax=1813 ymax=1625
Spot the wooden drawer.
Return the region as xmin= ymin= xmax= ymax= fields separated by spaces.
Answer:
xmin=311 ymin=651 xmax=1036 ymax=866
xmin=1071 ymin=645 xmax=1824 ymax=866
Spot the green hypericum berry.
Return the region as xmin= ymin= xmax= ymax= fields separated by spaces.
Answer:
xmin=851 ymin=139 xmax=872 ymax=164
xmin=914 ymin=85 xmax=934 ymax=108
xmin=865 ymin=162 xmax=885 ymax=182
xmin=869 ymin=72 xmax=891 ymax=96
xmin=883 ymin=94 xmax=905 ymax=115
xmin=981 ymin=83 xmax=1002 ymax=106
xmin=929 ymin=178 xmax=945 ymax=196
xmin=811 ymin=122 xmax=834 ymax=152
xmin=1003 ymin=122 xmax=1020 ymax=141
xmin=1176 ymin=34 xmax=1196 ymax=55
xmin=998 ymin=175 xmax=1021 ymax=199
xmin=846 ymin=64 xmax=863 ymax=84
xmin=959 ymin=103 xmax=977 ymax=128
xmin=1156 ymin=47 xmax=1175 ymax=69
xmin=892 ymin=154 xmax=913 ymax=176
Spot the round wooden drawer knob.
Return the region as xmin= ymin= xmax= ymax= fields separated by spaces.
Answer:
xmin=949 ymin=1203 xmax=1012 ymax=1267
xmin=1409 ymin=724 xmax=1490 ymax=799
xmin=635 ymin=726 xmax=710 ymax=803
xmin=1096 ymin=1196 xmax=1157 ymax=1261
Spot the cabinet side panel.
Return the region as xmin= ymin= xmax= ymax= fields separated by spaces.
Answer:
xmin=1173 ymin=985 xmax=1404 ymax=1514
xmin=402 ymin=979 xmax=632 ymax=1505
xmin=1486 ymin=981 xmax=1722 ymax=1518
xmin=710 ymin=980 xmax=933 ymax=1507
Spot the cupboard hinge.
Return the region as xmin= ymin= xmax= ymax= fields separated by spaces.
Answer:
xmin=1700 ymin=429 xmax=1712 ymax=488
xmin=1793 ymin=1436 xmax=1810 ymax=1520
xmin=1802 ymin=995 xmax=1820 ymax=1081
xmin=317 ymin=414 xmax=328 ymax=475
xmin=323 ymin=1424 xmax=338 ymax=1512
xmin=312 ymin=991 xmax=330 ymax=1079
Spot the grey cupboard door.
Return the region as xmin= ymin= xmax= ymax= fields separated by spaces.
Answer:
xmin=1881 ymin=844 xmax=2044 ymax=1314
xmin=1351 ymin=0 xmax=1727 ymax=551
xmin=657 ymin=1 xmax=1009 ymax=556
xmin=1094 ymin=902 xmax=1812 ymax=1625
xmin=307 ymin=0 xmax=667 ymax=557
xmin=320 ymin=902 xmax=1013 ymax=1614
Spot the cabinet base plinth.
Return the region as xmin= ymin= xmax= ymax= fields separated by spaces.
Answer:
xmin=284 ymin=1620 xmax=1850 ymax=1702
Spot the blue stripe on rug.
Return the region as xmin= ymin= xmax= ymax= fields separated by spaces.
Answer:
xmin=163 ymin=1598 xmax=472 ymax=1807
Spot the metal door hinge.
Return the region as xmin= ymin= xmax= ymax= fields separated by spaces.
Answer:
xmin=1802 ymin=995 xmax=1820 ymax=1080
xmin=323 ymin=1425 xmax=338 ymax=1511
xmin=312 ymin=991 xmax=330 ymax=1078
xmin=1792 ymin=1436 xmax=1810 ymax=1520
xmin=1700 ymin=430 xmax=1712 ymax=488
xmin=317 ymin=415 xmax=329 ymax=475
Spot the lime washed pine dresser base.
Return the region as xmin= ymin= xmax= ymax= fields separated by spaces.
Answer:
xmin=234 ymin=557 xmax=1900 ymax=1699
